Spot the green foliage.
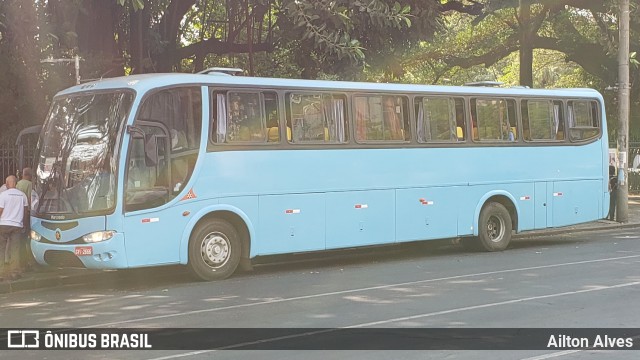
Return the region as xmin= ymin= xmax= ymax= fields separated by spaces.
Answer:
xmin=404 ymin=0 xmax=639 ymax=134
xmin=1 ymin=0 xmax=638 ymax=144
xmin=280 ymin=0 xmax=413 ymax=62
xmin=117 ymin=0 xmax=144 ymax=11
xmin=277 ymin=0 xmax=441 ymax=79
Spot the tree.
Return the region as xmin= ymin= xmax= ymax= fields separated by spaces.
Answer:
xmin=0 ymin=0 xmax=448 ymax=140
xmin=0 ymin=0 xmax=46 ymax=143
xmin=404 ymin=0 xmax=639 ymax=133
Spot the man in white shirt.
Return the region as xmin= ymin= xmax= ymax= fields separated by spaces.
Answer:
xmin=0 ymin=175 xmax=29 ymax=281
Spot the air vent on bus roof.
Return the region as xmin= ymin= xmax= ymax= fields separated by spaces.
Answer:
xmin=197 ymin=67 xmax=244 ymax=76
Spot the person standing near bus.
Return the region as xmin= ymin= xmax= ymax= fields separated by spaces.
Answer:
xmin=17 ymin=168 xmax=32 ymax=204
xmin=0 ymin=175 xmax=29 ymax=281
xmin=608 ymin=165 xmax=617 ymax=221
xmin=16 ymin=168 xmax=35 ymax=271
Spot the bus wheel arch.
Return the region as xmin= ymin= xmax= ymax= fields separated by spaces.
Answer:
xmin=470 ymin=194 xmax=518 ymax=252
xmin=187 ymin=211 xmax=252 ymax=280
xmin=483 ymin=195 xmax=518 ymax=234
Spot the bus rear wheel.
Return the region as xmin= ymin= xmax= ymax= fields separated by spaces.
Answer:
xmin=477 ymin=202 xmax=512 ymax=251
xmin=188 ymin=218 xmax=241 ymax=281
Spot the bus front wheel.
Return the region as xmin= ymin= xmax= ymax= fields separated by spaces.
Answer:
xmin=477 ymin=202 xmax=512 ymax=251
xmin=188 ymin=218 xmax=241 ymax=281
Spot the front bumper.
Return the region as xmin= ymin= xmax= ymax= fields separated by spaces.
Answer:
xmin=31 ymin=232 xmax=128 ymax=269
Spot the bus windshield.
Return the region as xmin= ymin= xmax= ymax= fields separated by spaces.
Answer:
xmin=34 ymin=91 xmax=134 ymax=217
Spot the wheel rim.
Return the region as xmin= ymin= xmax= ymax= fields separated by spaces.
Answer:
xmin=200 ymin=231 xmax=231 ymax=269
xmin=486 ymin=215 xmax=505 ymax=243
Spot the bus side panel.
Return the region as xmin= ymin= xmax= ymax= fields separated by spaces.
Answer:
xmin=124 ymin=202 xmax=195 ymax=267
xmin=218 ymin=196 xmax=259 ymax=255
xmin=326 ymin=190 xmax=395 ymax=249
xmin=257 ymin=193 xmax=325 ymax=255
xmin=514 ymin=183 xmax=536 ymax=232
xmin=395 ymin=187 xmax=459 ymax=242
xmin=457 ymin=186 xmax=477 ymax=236
xmin=551 ymin=180 xmax=602 ymax=227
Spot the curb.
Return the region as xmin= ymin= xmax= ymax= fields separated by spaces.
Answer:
xmin=514 ymin=221 xmax=640 ymax=239
xmin=2 ymin=221 xmax=640 ymax=295
xmin=0 ymin=270 xmax=114 ymax=295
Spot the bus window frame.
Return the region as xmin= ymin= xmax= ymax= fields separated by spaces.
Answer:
xmin=285 ymin=90 xmax=349 ymax=145
xmin=566 ymin=99 xmax=601 ymax=143
xmin=521 ymin=98 xmax=568 ymax=144
xmin=352 ymin=92 xmax=411 ymax=144
xmin=469 ymin=96 xmax=520 ymax=144
xmin=414 ymin=95 xmax=466 ymax=144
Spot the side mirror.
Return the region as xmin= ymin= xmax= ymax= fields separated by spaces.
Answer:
xmin=144 ymin=133 xmax=158 ymax=167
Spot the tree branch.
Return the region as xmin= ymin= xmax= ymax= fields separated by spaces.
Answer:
xmin=439 ymin=1 xmax=484 ymax=16
xmin=160 ymin=0 xmax=198 ymax=47
xmin=442 ymin=33 xmax=520 ymax=68
xmin=169 ymin=38 xmax=274 ymax=65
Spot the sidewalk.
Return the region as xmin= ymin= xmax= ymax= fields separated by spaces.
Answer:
xmin=2 ymin=196 xmax=640 ymax=294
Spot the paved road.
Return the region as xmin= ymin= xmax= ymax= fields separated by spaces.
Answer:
xmin=1 ymin=228 xmax=640 ymax=359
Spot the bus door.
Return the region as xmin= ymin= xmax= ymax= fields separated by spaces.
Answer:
xmin=123 ymin=122 xmax=202 ymax=265
xmin=123 ymin=122 xmax=175 ymax=265
xmin=122 ymin=87 xmax=203 ymax=266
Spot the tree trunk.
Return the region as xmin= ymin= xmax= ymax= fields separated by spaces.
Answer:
xmin=129 ymin=8 xmax=146 ymax=74
xmin=519 ymin=0 xmax=534 ymax=87
xmin=156 ymin=0 xmax=198 ymax=72
xmin=76 ymin=0 xmax=124 ymax=77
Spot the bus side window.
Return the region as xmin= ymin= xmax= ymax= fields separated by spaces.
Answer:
xmin=211 ymin=90 xmax=273 ymax=144
xmin=354 ymin=95 xmax=408 ymax=142
xmin=416 ymin=96 xmax=460 ymax=143
xmin=522 ymin=99 xmax=565 ymax=142
xmin=286 ymin=92 xmax=347 ymax=144
xmin=567 ymin=100 xmax=599 ymax=142
xmin=471 ymin=98 xmax=516 ymax=142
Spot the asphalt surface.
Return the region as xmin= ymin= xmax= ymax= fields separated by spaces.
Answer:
xmin=1 ymin=227 xmax=639 ymax=359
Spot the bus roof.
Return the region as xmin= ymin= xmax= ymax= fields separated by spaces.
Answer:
xmin=57 ymin=73 xmax=603 ymax=100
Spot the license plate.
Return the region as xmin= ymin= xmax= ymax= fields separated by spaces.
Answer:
xmin=74 ymin=246 xmax=93 ymax=256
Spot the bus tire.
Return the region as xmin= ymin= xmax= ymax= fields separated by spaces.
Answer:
xmin=477 ymin=202 xmax=512 ymax=251
xmin=188 ymin=218 xmax=241 ymax=281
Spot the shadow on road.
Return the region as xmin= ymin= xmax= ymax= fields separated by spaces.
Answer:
xmin=52 ymin=231 xmax=612 ymax=294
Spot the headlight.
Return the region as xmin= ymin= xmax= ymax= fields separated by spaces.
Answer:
xmin=82 ymin=231 xmax=115 ymax=243
xmin=30 ymin=230 xmax=42 ymax=242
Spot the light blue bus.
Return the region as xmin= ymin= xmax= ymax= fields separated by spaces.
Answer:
xmin=30 ymin=71 xmax=609 ymax=280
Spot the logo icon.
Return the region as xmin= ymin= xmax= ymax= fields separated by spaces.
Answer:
xmin=7 ymin=330 xmax=40 ymax=348
xmin=55 ymin=230 xmax=61 ymax=241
